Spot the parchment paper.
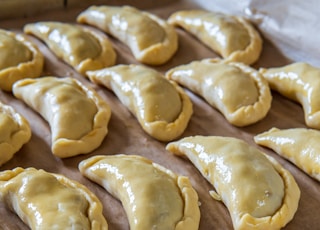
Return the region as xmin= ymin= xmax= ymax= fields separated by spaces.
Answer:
xmin=0 ymin=1 xmax=319 ymax=229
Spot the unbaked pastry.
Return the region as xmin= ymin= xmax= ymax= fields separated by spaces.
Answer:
xmin=12 ymin=76 xmax=111 ymax=158
xmin=166 ymin=135 xmax=300 ymax=230
xmin=0 ymin=29 xmax=43 ymax=91
xmin=259 ymin=62 xmax=320 ymax=129
xmin=77 ymin=5 xmax=178 ymax=65
xmin=0 ymin=102 xmax=31 ymax=166
xmin=0 ymin=167 xmax=108 ymax=230
xmin=24 ymin=21 xmax=116 ymax=75
xmin=87 ymin=64 xmax=193 ymax=141
xmin=168 ymin=10 xmax=262 ymax=65
xmin=79 ymin=154 xmax=200 ymax=230
xmin=165 ymin=59 xmax=271 ymax=126
xmin=255 ymin=127 xmax=320 ymax=182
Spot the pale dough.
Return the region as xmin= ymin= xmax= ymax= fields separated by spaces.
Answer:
xmin=12 ymin=76 xmax=111 ymax=158
xmin=166 ymin=135 xmax=300 ymax=230
xmin=0 ymin=167 xmax=108 ymax=229
xmin=166 ymin=59 xmax=271 ymax=126
xmin=0 ymin=102 xmax=31 ymax=166
xmin=260 ymin=62 xmax=320 ymax=129
xmin=77 ymin=5 xmax=178 ymax=65
xmin=79 ymin=154 xmax=200 ymax=230
xmin=24 ymin=21 xmax=116 ymax=75
xmin=255 ymin=127 xmax=320 ymax=182
xmin=0 ymin=29 xmax=43 ymax=91
xmin=168 ymin=10 xmax=262 ymax=65
xmin=87 ymin=64 xmax=193 ymax=141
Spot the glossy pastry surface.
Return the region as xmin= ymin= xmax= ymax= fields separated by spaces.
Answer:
xmin=12 ymin=76 xmax=111 ymax=157
xmin=24 ymin=21 xmax=116 ymax=75
xmin=166 ymin=135 xmax=300 ymax=230
xmin=166 ymin=59 xmax=271 ymax=126
xmin=168 ymin=10 xmax=262 ymax=65
xmin=260 ymin=62 xmax=320 ymax=129
xmin=255 ymin=127 xmax=320 ymax=181
xmin=79 ymin=154 xmax=200 ymax=230
xmin=77 ymin=5 xmax=178 ymax=65
xmin=0 ymin=102 xmax=31 ymax=166
xmin=0 ymin=29 xmax=43 ymax=91
xmin=87 ymin=64 xmax=192 ymax=141
xmin=0 ymin=167 xmax=108 ymax=230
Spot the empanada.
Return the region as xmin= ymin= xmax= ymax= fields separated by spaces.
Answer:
xmin=0 ymin=102 xmax=31 ymax=166
xmin=0 ymin=167 xmax=108 ymax=229
xmin=77 ymin=5 xmax=178 ymax=65
xmin=12 ymin=76 xmax=111 ymax=158
xmin=168 ymin=10 xmax=262 ymax=65
xmin=165 ymin=59 xmax=271 ymax=126
xmin=259 ymin=62 xmax=320 ymax=129
xmin=0 ymin=29 xmax=43 ymax=91
xmin=87 ymin=64 xmax=192 ymax=141
xmin=24 ymin=21 xmax=116 ymax=75
xmin=255 ymin=127 xmax=320 ymax=182
xmin=166 ymin=135 xmax=300 ymax=230
xmin=79 ymin=154 xmax=200 ymax=230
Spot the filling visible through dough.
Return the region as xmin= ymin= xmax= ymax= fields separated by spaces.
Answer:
xmin=0 ymin=169 xmax=91 ymax=229
xmin=0 ymin=113 xmax=19 ymax=142
xmin=0 ymin=31 xmax=32 ymax=70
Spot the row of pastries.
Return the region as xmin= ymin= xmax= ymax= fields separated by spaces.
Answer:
xmin=0 ymin=4 xmax=320 ymax=230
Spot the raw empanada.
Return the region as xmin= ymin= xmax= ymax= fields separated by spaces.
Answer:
xmin=0 ymin=29 xmax=43 ymax=91
xmin=87 ymin=64 xmax=192 ymax=141
xmin=259 ymin=62 xmax=320 ymax=129
xmin=12 ymin=76 xmax=111 ymax=158
xmin=0 ymin=167 xmax=108 ymax=229
xmin=24 ymin=21 xmax=116 ymax=75
xmin=77 ymin=5 xmax=178 ymax=65
xmin=79 ymin=154 xmax=200 ymax=230
xmin=166 ymin=135 xmax=300 ymax=230
xmin=255 ymin=127 xmax=320 ymax=182
xmin=165 ymin=59 xmax=271 ymax=126
xmin=0 ymin=102 xmax=31 ymax=166
xmin=168 ymin=10 xmax=262 ymax=65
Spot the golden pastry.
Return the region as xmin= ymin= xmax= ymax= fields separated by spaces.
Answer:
xmin=24 ymin=21 xmax=116 ymax=75
xmin=79 ymin=154 xmax=200 ymax=230
xmin=77 ymin=5 xmax=178 ymax=65
xmin=259 ymin=62 xmax=320 ymax=129
xmin=255 ymin=127 xmax=320 ymax=182
xmin=166 ymin=59 xmax=271 ymax=126
xmin=87 ymin=64 xmax=192 ymax=141
xmin=0 ymin=167 xmax=108 ymax=229
xmin=166 ymin=135 xmax=300 ymax=230
xmin=0 ymin=29 xmax=43 ymax=91
xmin=0 ymin=102 xmax=31 ymax=166
xmin=12 ymin=76 xmax=111 ymax=158
xmin=168 ymin=10 xmax=262 ymax=65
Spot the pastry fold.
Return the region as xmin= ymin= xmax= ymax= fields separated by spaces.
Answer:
xmin=166 ymin=135 xmax=300 ymax=230
xmin=259 ymin=62 xmax=320 ymax=129
xmin=77 ymin=5 xmax=178 ymax=65
xmin=255 ymin=127 xmax=320 ymax=182
xmin=0 ymin=167 xmax=108 ymax=230
xmin=166 ymin=59 xmax=271 ymax=126
xmin=0 ymin=102 xmax=31 ymax=166
xmin=12 ymin=76 xmax=111 ymax=157
xmin=87 ymin=64 xmax=192 ymax=141
xmin=79 ymin=154 xmax=200 ymax=230
xmin=24 ymin=21 xmax=116 ymax=75
xmin=168 ymin=10 xmax=262 ymax=65
xmin=0 ymin=29 xmax=43 ymax=91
